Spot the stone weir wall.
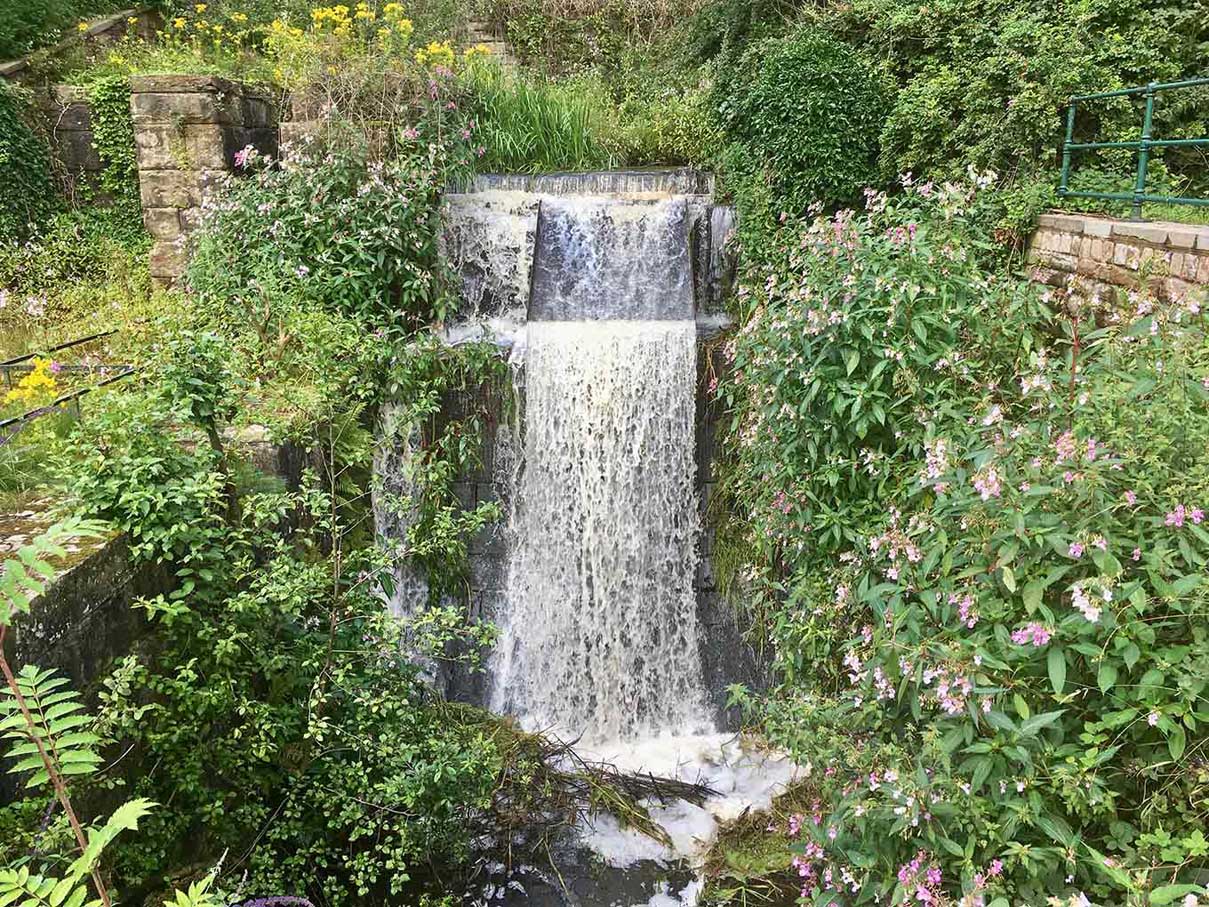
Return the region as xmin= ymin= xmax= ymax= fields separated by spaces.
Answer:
xmin=1028 ymin=212 xmax=1209 ymax=302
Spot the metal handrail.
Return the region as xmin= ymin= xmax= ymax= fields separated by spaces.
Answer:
xmin=1058 ymin=75 xmax=1209 ymax=219
xmin=0 ymin=367 xmax=136 ymax=442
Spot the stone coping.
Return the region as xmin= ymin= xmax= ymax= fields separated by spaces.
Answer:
xmin=129 ymin=73 xmax=275 ymax=97
xmin=1037 ymin=211 xmax=1209 ymax=252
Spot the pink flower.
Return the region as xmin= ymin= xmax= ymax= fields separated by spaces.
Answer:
xmin=49 ymin=360 xmax=62 ymax=374
xmin=1166 ymin=505 xmax=1186 ymax=527
xmin=1132 ymin=548 xmax=1141 ymax=561
xmin=1068 ymin=542 xmax=1084 ymax=559
xmin=1147 ymin=711 xmax=1159 ymax=726
xmin=972 ymin=466 xmax=1002 ymax=500
xmin=1011 ymin=623 xmax=1051 ymax=646
xmin=1193 ymin=509 xmax=1205 ymax=525
xmin=234 ymin=144 xmax=254 ymax=168
xmin=1124 ymin=490 xmax=1137 ymax=505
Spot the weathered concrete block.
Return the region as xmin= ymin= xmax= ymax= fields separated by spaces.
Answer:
xmin=149 ymin=239 xmax=188 ymax=278
xmin=1082 ymin=218 xmax=1113 ymax=239
xmin=131 ymin=89 xmax=240 ymax=125
xmin=143 ymin=206 xmax=182 ymax=240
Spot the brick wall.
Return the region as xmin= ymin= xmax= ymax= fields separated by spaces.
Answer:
xmin=130 ymin=75 xmax=277 ymax=284
xmin=1028 ymin=212 xmax=1209 ymax=302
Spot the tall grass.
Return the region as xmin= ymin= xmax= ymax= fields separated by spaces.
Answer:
xmin=465 ymin=63 xmax=619 ymax=173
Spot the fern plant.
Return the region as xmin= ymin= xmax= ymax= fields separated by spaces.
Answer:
xmin=0 ymin=519 xmax=118 ymax=907
xmin=1 ymin=666 xmax=102 ymax=786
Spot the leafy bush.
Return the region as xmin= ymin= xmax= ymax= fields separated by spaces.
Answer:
xmin=0 ymin=83 xmax=56 ymax=243
xmin=714 ymin=28 xmax=887 ymax=210
xmin=718 ymin=182 xmax=1209 ymax=904
xmin=186 ymin=138 xmax=460 ymax=331
xmin=0 ymin=0 xmax=123 ymax=60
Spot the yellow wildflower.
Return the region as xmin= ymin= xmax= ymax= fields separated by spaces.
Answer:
xmin=77 ymin=21 xmax=89 ymax=32
xmin=194 ymin=3 xmax=207 ymax=11
xmin=383 ymin=1 xmax=404 ymax=14
xmin=464 ymin=42 xmax=493 ymax=59
xmin=230 ymin=12 xmax=248 ymax=22
xmin=6 ymin=358 xmax=58 ymax=407
xmin=173 ymin=17 xmax=186 ymax=28
xmin=127 ymin=16 xmax=137 ymax=24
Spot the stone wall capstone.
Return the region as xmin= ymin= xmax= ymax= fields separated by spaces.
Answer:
xmin=129 ymin=74 xmax=278 ymax=284
xmin=1028 ymin=211 xmax=1209 ymax=302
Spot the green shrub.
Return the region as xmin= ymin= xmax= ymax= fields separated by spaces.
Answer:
xmin=0 ymin=82 xmax=57 ymax=242
xmin=0 ymin=0 xmax=123 ymax=60
xmin=719 ymin=181 xmax=1209 ymax=904
xmin=714 ymin=28 xmax=888 ymax=210
xmin=186 ymin=136 xmax=460 ymax=332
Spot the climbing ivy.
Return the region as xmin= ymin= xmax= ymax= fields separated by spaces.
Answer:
xmin=0 ymin=81 xmax=57 ymax=242
xmin=85 ymin=75 xmax=141 ymax=232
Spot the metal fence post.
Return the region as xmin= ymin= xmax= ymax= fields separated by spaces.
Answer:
xmin=1059 ymin=100 xmax=1076 ymax=197
xmin=1131 ymin=83 xmax=1157 ymax=220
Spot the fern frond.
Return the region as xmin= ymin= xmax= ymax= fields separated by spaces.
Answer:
xmin=0 ymin=666 xmax=103 ymax=790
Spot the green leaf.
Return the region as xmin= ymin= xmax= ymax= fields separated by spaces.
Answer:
xmin=1168 ymin=727 xmax=1187 ymax=761
xmin=1097 ymin=662 xmax=1118 ymax=693
xmin=1150 ymin=885 xmax=1202 ymax=905
xmin=1048 ymin=647 xmax=1067 ymax=695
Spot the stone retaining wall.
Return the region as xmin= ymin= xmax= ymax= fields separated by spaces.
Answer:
xmin=1028 ymin=212 xmax=1209 ymax=302
xmin=130 ymin=75 xmax=278 ymax=284
xmin=38 ymin=85 xmax=104 ymax=203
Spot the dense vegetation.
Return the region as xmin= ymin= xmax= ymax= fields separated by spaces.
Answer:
xmin=1 ymin=0 xmax=1207 ymax=904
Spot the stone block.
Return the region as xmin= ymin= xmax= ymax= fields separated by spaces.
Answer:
xmin=179 ymin=206 xmax=205 ymax=233
xmin=148 ymin=239 xmax=188 ymax=278
xmin=56 ymin=129 xmax=103 ymax=172
xmin=138 ymin=169 xmax=199 ymax=208
xmin=135 ymin=123 xmax=237 ymax=171
xmin=1111 ymin=221 xmax=1169 ymax=245
xmin=1166 ymin=229 xmax=1199 ymax=250
xmin=1187 ymin=253 xmax=1208 ymax=283
xmin=1200 ymin=256 xmax=1209 ymax=284
xmin=143 ymin=207 xmax=182 ymax=240
xmin=1197 ymin=231 xmax=1209 ymax=253
xmin=138 ymin=168 xmax=226 ymax=208
xmin=130 ymin=74 xmax=241 ymax=95
xmin=279 ymin=119 xmax=320 ymax=147
xmin=131 ymin=89 xmax=240 ymax=126
xmin=1037 ymin=213 xmax=1087 ymax=234
xmin=1082 ymin=218 xmax=1114 ymax=239
xmin=241 ymin=95 xmax=277 ymax=128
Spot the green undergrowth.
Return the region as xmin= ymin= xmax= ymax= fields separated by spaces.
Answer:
xmin=700 ymin=781 xmax=819 ymax=907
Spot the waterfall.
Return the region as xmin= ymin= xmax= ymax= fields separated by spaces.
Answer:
xmin=485 ymin=190 xmax=713 ymax=743
xmin=491 ymin=320 xmax=710 ymax=742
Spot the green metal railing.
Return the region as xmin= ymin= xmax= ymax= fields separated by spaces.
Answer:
xmin=1058 ymin=76 xmax=1209 ymax=219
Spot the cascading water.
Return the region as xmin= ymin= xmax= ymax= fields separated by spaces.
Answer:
xmin=377 ymin=172 xmax=795 ymax=906
xmin=489 ymin=319 xmax=710 ymax=741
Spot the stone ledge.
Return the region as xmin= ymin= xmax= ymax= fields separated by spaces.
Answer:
xmin=1037 ymin=211 xmax=1209 ymax=250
